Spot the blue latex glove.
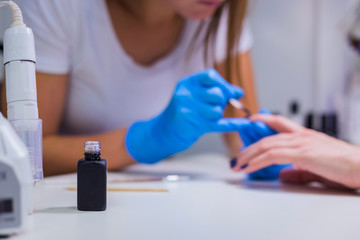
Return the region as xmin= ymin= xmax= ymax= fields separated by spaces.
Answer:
xmin=126 ymin=69 xmax=244 ymax=164
xmin=238 ymin=109 xmax=292 ymax=180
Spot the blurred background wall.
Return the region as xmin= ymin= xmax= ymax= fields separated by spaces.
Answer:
xmin=251 ymin=0 xmax=352 ymax=116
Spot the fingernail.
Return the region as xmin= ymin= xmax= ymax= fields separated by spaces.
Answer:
xmin=230 ymin=158 xmax=237 ymax=168
xmin=241 ymin=164 xmax=248 ymax=170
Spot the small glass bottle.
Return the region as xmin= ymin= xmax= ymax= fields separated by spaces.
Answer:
xmin=77 ymin=141 xmax=107 ymax=211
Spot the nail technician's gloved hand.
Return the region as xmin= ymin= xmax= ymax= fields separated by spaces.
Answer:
xmin=126 ymin=69 xmax=244 ymax=164
xmin=237 ymin=109 xmax=292 ymax=180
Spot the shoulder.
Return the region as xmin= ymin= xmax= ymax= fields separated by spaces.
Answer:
xmin=19 ymin=0 xmax=87 ymax=74
xmin=20 ymin=0 xmax=83 ymax=28
xmin=20 ymin=0 xmax=78 ymax=14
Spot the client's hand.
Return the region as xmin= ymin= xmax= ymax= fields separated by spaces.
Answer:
xmin=232 ymin=110 xmax=291 ymax=180
xmin=125 ymin=69 xmax=246 ymax=164
xmin=234 ymin=114 xmax=360 ymax=189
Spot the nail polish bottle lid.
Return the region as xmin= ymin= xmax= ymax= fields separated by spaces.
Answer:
xmin=85 ymin=141 xmax=101 ymax=154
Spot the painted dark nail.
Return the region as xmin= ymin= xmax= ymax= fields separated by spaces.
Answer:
xmin=241 ymin=164 xmax=248 ymax=170
xmin=230 ymin=158 xmax=237 ymax=168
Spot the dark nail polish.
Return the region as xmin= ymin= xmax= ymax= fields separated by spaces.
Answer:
xmin=241 ymin=164 xmax=248 ymax=170
xmin=78 ymin=141 xmax=107 ymax=211
xmin=230 ymin=158 xmax=237 ymax=168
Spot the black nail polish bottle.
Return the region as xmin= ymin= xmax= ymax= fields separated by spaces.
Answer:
xmin=77 ymin=141 xmax=107 ymax=211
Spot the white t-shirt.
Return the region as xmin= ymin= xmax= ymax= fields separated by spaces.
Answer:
xmin=21 ymin=0 xmax=253 ymax=135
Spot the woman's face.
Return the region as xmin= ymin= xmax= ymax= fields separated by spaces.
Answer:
xmin=167 ymin=0 xmax=225 ymax=20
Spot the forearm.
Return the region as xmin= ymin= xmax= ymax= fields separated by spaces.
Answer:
xmin=43 ymin=128 xmax=135 ymax=176
xmin=223 ymin=132 xmax=242 ymax=157
xmin=222 ymin=106 xmax=251 ymax=157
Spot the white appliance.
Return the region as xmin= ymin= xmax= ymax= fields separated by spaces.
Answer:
xmin=0 ymin=1 xmax=42 ymax=236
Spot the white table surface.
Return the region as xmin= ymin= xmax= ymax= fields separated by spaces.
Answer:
xmin=11 ymin=153 xmax=360 ymax=240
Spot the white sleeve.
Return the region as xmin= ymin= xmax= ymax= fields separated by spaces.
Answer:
xmin=215 ymin=9 xmax=253 ymax=63
xmin=237 ymin=20 xmax=253 ymax=54
xmin=20 ymin=0 xmax=74 ymax=74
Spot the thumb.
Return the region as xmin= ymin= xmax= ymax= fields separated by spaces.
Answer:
xmin=251 ymin=121 xmax=278 ymax=136
xmin=259 ymin=108 xmax=272 ymax=115
xmin=210 ymin=118 xmax=251 ymax=133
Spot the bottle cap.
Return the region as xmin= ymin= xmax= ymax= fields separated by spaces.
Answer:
xmin=84 ymin=141 xmax=101 ymax=154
